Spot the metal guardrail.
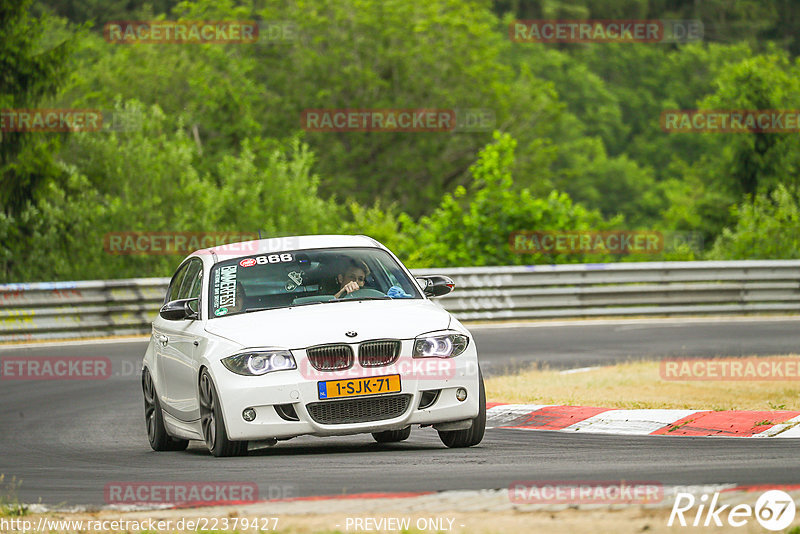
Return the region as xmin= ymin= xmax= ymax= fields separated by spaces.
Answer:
xmin=1 ymin=260 xmax=799 ymax=342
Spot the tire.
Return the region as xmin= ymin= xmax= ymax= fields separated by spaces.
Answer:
xmin=142 ymin=368 xmax=189 ymax=452
xmin=199 ymin=369 xmax=248 ymax=457
xmin=372 ymin=426 xmax=411 ymax=443
xmin=438 ymin=370 xmax=486 ymax=448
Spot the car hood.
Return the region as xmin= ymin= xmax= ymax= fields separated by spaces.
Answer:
xmin=204 ymin=299 xmax=452 ymax=349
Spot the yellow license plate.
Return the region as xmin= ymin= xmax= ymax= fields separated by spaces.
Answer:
xmin=318 ymin=374 xmax=401 ymax=400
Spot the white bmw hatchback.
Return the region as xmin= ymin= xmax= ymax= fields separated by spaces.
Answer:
xmin=142 ymin=235 xmax=485 ymax=456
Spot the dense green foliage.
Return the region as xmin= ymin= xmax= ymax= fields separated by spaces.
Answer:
xmin=0 ymin=0 xmax=76 ymax=213
xmin=709 ymin=185 xmax=800 ymax=260
xmin=2 ymin=0 xmax=800 ymax=281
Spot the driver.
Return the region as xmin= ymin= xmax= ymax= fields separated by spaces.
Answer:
xmin=333 ymin=258 xmax=370 ymax=299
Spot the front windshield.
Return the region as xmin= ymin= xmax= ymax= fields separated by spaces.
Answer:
xmin=208 ymin=247 xmax=421 ymax=318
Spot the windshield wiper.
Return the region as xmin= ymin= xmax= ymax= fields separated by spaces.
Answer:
xmin=244 ymin=307 xmax=278 ymax=313
xmin=246 ymin=300 xmax=339 ymax=312
xmin=245 ymin=296 xmax=391 ymax=313
xmin=289 ymin=299 xmax=341 ymax=307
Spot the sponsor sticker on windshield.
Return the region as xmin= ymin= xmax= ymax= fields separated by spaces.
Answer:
xmin=213 ymin=265 xmax=237 ymax=310
xmin=285 ymin=270 xmax=304 ymax=291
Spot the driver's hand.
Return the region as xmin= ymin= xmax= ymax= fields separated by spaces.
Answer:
xmin=343 ymin=281 xmax=360 ymax=294
xmin=335 ymin=281 xmax=360 ymax=298
xmin=343 ymin=281 xmax=360 ymax=295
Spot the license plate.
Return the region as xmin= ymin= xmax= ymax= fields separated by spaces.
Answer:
xmin=318 ymin=374 xmax=401 ymax=400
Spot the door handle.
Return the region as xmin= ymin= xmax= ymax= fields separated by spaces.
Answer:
xmin=157 ymin=334 xmax=169 ymax=347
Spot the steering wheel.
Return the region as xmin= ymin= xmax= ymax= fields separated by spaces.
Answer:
xmin=340 ymin=288 xmax=387 ymax=299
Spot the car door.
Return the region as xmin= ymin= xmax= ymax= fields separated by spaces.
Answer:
xmin=156 ymin=258 xmax=206 ymax=421
xmin=152 ymin=261 xmax=190 ymax=413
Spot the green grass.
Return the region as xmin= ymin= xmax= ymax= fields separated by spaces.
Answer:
xmin=0 ymin=475 xmax=28 ymax=517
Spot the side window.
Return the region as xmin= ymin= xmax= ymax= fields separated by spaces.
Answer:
xmin=188 ymin=269 xmax=203 ymax=300
xmin=179 ymin=259 xmax=203 ymax=300
xmin=166 ymin=263 xmax=190 ymax=303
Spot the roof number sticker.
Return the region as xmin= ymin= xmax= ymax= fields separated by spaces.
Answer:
xmin=239 ymin=254 xmax=293 ymax=268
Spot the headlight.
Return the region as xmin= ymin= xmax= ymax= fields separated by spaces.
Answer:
xmin=413 ymin=333 xmax=469 ymax=358
xmin=221 ymin=350 xmax=297 ymax=376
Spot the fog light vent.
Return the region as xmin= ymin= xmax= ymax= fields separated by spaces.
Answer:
xmin=418 ymin=389 xmax=440 ymax=409
xmin=275 ymin=403 xmax=300 ymax=422
xmin=242 ymin=408 xmax=256 ymax=421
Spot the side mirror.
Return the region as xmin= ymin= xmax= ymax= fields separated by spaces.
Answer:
xmin=160 ymin=298 xmax=199 ymax=321
xmin=417 ymin=275 xmax=455 ymax=297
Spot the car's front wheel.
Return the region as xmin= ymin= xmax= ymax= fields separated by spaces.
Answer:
xmin=372 ymin=426 xmax=411 ymax=443
xmin=199 ymin=369 xmax=247 ymax=457
xmin=438 ymin=370 xmax=486 ymax=448
xmin=142 ymin=368 xmax=189 ymax=452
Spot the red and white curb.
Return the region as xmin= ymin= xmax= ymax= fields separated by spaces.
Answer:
xmin=487 ymin=403 xmax=800 ymax=437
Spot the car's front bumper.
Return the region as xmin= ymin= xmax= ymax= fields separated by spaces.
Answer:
xmin=209 ymin=343 xmax=481 ymax=441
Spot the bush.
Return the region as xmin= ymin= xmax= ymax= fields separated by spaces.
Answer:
xmin=709 ymin=185 xmax=800 ymax=260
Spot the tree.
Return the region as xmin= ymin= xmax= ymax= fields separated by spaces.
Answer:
xmin=0 ymin=0 xmax=76 ymax=215
xmin=709 ymin=185 xmax=800 ymax=260
xmin=33 ymin=0 xmax=180 ymax=24
xmin=1 ymin=100 xmax=341 ymax=281
xmin=170 ymin=0 xmax=571 ymax=216
xmin=696 ymin=52 xmax=800 ymax=199
xmin=356 ymin=132 xmax=613 ymax=268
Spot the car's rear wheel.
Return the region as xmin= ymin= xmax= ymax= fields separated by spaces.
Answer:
xmin=372 ymin=426 xmax=411 ymax=443
xmin=199 ymin=369 xmax=247 ymax=457
xmin=438 ymin=370 xmax=486 ymax=448
xmin=142 ymin=368 xmax=189 ymax=452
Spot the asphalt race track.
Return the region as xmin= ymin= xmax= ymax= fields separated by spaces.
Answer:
xmin=471 ymin=317 xmax=800 ymax=375
xmin=1 ymin=317 xmax=799 ymax=507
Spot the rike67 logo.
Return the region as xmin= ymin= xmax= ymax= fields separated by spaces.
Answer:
xmin=668 ymin=489 xmax=796 ymax=531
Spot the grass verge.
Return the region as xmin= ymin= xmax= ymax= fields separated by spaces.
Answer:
xmin=0 ymin=474 xmax=28 ymax=517
xmin=484 ymin=356 xmax=800 ymax=411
